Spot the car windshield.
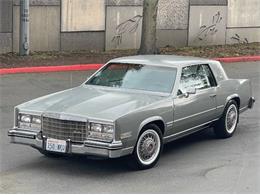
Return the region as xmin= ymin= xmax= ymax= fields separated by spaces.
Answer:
xmin=86 ymin=63 xmax=177 ymax=93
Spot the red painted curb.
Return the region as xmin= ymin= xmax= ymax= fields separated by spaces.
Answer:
xmin=213 ymin=56 xmax=260 ymax=63
xmin=1 ymin=56 xmax=260 ymax=75
xmin=0 ymin=64 xmax=103 ymax=75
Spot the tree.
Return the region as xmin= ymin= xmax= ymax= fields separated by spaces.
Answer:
xmin=138 ymin=0 xmax=159 ymax=55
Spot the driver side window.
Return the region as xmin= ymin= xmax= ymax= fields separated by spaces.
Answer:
xmin=178 ymin=64 xmax=215 ymax=95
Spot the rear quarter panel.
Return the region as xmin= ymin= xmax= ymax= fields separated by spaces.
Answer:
xmin=216 ymin=79 xmax=252 ymax=116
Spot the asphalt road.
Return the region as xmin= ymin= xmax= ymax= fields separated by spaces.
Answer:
xmin=0 ymin=62 xmax=259 ymax=193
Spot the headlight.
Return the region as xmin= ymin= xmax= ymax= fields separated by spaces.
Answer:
xmin=103 ymin=125 xmax=114 ymax=134
xmin=32 ymin=116 xmax=41 ymax=124
xmin=20 ymin=115 xmax=31 ymax=123
xmin=18 ymin=113 xmax=41 ymax=131
xmin=88 ymin=122 xmax=114 ymax=142
xmin=90 ymin=123 xmax=103 ymax=132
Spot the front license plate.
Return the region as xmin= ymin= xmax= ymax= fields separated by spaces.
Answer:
xmin=46 ymin=138 xmax=66 ymax=153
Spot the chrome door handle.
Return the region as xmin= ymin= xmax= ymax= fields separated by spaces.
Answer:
xmin=210 ymin=94 xmax=216 ymax=98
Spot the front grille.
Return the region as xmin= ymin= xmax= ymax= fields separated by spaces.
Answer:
xmin=42 ymin=117 xmax=87 ymax=142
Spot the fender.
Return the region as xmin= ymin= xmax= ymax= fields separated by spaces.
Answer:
xmin=225 ymin=94 xmax=240 ymax=108
xmin=138 ymin=116 xmax=165 ymax=135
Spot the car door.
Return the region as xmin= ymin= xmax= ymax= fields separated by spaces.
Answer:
xmin=171 ymin=64 xmax=218 ymax=134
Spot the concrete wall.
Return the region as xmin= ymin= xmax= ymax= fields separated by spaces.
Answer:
xmin=105 ymin=5 xmax=143 ymax=50
xmin=226 ymin=0 xmax=260 ymax=44
xmin=156 ymin=0 xmax=189 ymax=47
xmin=157 ymin=0 xmax=189 ymax=30
xmin=60 ymin=0 xmax=105 ymax=51
xmin=106 ymin=0 xmax=190 ymax=50
xmin=13 ymin=4 xmax=60 ymax=52
xmin=188 ymin=0 xmax=227 ymax=46
xmin=0 ymin=0 xmax=12 ymax=32
xmin=13 ymin=0 xmax=60 ymax=6
xmin=0 ymin=0 xmax=13 ymax=53
xmin=61 ymin=32 xmax=105 ymax=51
xmin=227 ymin=0 xmax=260 ymax=28
xmin=157 ymin=29 xmax=188 ymax=48
xmin=106 ymin=0 xmax=143 ymax=6
xmin=226 ymin=28 xmax=260 ymax=44
xmin=0 ymin=33 xmax=12 ymax=54
xmin=0 ymin=0 xmax=260 ymax=53
xmin=61 ymin=0 xmax=105 ymax=32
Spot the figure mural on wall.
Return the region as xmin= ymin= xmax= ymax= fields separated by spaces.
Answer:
xmin=196 ymin=11 xmax=223 ymax=42
xmin=231 ymin=34 xmax=249 ymax=44
xmin=111 ymin=15 xmax=142 ymax=48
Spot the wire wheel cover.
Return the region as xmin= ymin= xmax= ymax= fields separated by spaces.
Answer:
xmin=137 ymin=129 xmax=161 ymax=165
xmin=225 ymin=104 xmax=238 ymax=133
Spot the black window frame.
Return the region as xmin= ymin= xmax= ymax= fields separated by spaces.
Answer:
xmin=178 ymin=64 xmax=218 ymax=95
xmin=201 ymin=64 xmax=218 ymax=87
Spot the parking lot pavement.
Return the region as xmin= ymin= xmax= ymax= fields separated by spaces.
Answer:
xmin=0 ymin=62 xmax=259 ymax=193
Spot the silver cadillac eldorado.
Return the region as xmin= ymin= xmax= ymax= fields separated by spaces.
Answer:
xmin=8 ymin=55 xmax=255 ymax=169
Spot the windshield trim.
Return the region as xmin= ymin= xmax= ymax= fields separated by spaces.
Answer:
xmin=84 ymin=62 xmax=177 ymax=94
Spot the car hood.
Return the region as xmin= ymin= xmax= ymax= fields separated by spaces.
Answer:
xmin=18 ymin=86 xmax=166 ymax=121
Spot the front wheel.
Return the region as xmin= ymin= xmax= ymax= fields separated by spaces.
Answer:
xmin=128 ymin=124 xmax=163 ymax=170
xmin=214 ymin=100 xmax=239 ymax=138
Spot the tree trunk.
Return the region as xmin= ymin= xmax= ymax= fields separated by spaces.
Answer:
xmin=138 ymin=0 xmax=159 ymax=55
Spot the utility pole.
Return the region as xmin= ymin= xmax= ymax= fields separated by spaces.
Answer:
xmin=19 ymin=0 xmax=29 ymax=56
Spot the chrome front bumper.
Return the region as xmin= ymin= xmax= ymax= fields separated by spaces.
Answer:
xmin=8 ymin=129 xmax=129 ymax=158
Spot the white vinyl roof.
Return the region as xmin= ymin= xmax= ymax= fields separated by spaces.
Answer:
xmin=109 ymin=55 xmax=218 ymax=68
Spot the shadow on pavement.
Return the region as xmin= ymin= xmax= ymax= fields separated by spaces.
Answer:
xmin=163 ymin=128 xmax=216 ymax=155
xmin=9 ymin=128 xmax=217 ymax=177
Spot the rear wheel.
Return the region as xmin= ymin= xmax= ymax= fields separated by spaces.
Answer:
xmin=214 ymin=100 xmax=239 ymax=138
xmin=128 ymin=124 xmax=163 ymax=170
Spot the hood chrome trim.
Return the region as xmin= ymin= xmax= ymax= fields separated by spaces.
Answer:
xmin=42 ymin=112 xmax=88 ymax=122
